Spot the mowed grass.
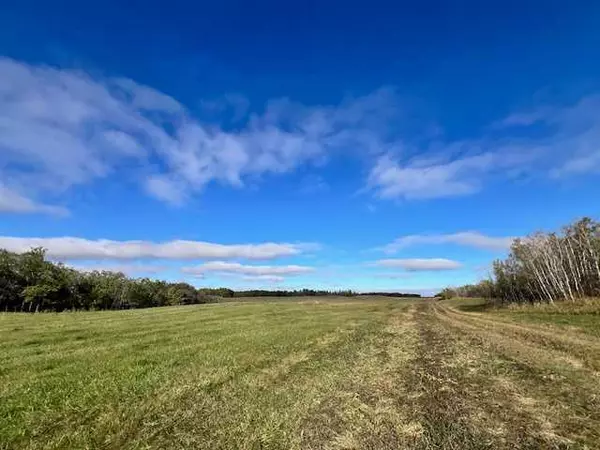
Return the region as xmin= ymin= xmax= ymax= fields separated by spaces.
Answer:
xmin=2 ymin=297 xmax=600 ymax=449
xmin=449 ymin=296 xmax=600 ymax=337
xmin=0 ymin=298 xmax=404 ymax=449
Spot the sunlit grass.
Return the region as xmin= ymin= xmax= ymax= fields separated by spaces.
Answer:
xmin=0 ymin=299 xmax=407 ymax=449
xmin=2 ymin=297 xmax=600 ymax=449
xmin=445 ymin=296 xmax=600 ymax=337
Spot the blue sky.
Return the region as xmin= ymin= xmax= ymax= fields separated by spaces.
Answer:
xmin=1 ymin=1 xmax=600 ymax=294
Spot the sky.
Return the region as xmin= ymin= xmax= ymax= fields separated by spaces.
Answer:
xmin=1 ymin=0 xmax=600 ymax=294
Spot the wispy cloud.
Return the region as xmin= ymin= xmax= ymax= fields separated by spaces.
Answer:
xmin=0 ymin=57 xmax=399 ymax=209
xmin=381 ymin=231 xmax=515 ymax=253
xmin=498 ymin=96 xmax=600 ymax=178
xmin=0 ymin=184 xmax=68 ymax=216
xmin=372 ymin=258 xmax=462 ymax=271
xmin=181 ymin=261 xmax=314 ymax=277
xmin=145 ymin=176 xmax=188 ymax=206
xmin=0 ymin=236 xmax=314 ymax=260
xmin=2 ymin=57 xmax=598 ymax=209
xmin=367 ymin=95 xmax=600 ymax=200
xmin=367 ymin=153 xmax=495 ymax=200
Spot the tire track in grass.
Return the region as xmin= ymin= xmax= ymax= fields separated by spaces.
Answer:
xmin=435 ymin=302 xmax=600 ymax=400
xmin=407 ymin=304 xmax=499 ymax=450
xmin=437 ymin=303 xmax=600 ymax=372
xmin=435 ymin=306 xmax=595 ymax=374
xmin=384 ymin=301 xmax=584 ymax=449
xmin=301 ymin=301 xmax=564 ymax=449
xmin=435 ymin=302 xmax=600 ymax=447
xmin=299 ymin=304 xmax=422 ymax=450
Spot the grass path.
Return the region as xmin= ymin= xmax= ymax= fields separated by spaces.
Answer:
xmin=1 ymin=298 xmax=599 ymax=449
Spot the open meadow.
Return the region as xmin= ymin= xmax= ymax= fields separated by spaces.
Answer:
xmin=2 ymin=296 xmax=600 ymax=449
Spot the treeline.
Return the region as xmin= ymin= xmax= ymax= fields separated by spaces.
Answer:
xmin=438 ymin=218 xmax=600 ymax=304
xmin=357 ymin=292 xmax=421 ymax=298
xmin=232 ymin=290 xmax=421 ymax=298
xmin=0 ymin=248 xmax=415 ymax=312
xmin=231 ymin=289 xmax=357 ymax=297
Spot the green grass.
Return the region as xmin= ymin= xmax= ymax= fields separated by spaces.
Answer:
xmin=0 ymin=298 xmax=405 ymax=449
xmin=2 ymin=296 xmax=600 ymax=449
xmin=447 ymin=296 xmax=600 ymax=337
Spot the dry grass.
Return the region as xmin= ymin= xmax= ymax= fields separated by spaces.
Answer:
xmin=1 ymin=297 xmax=599 ymax=449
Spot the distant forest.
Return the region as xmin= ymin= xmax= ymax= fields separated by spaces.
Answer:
xmin=0 ymin=248 xmax=419 ymax=312
xmin=232 ymin=290 xmax=420 ymax=298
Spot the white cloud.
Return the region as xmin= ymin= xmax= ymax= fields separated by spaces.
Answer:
xmin=3 ymin=56 xmax=598 ymax=209
xmin=556 ymin=153 xmax=600 ymax=176
xmin=0 ymin=236 xmax=311 ymax=260
xmin=491 ymin=107 xmax=556 ymax=128
xmin=373 ymin=258 xmax=462 ymax=271
xmin=145 ymin=176 xmax=187 ymax=206
xmin=368 ymin=154 xmax=494 ymax=199
xmin=368 ymin=95 xmax=600 ymax=200
xmin=0 ymin=58 xmax=150 ymax=198
xmin=382 ymin=231 xmax=515 ymax=253
xmin=0 ymin=57 xmax=399 ymax=209
xmin=181 ymin=261 xmax=314 ymax=277
xmin=500 ymin=96 xmax=600 ymax=178
xmin=0 ymin=184 xmax=68 ymax=216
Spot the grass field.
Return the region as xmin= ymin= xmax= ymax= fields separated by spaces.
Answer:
xmin=1 ymin=297 xmax=600 ymax=449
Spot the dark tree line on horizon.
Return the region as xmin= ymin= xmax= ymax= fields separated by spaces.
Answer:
xmin=357 ymin=292 xmax=421 ymax=298
xmin=438 ymin=218 xmax=600 ymax=304
xmin=0 ymin=248 xmax=420 ymax=312
xmin=231 ymin=290 xmax=421 ymax=298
